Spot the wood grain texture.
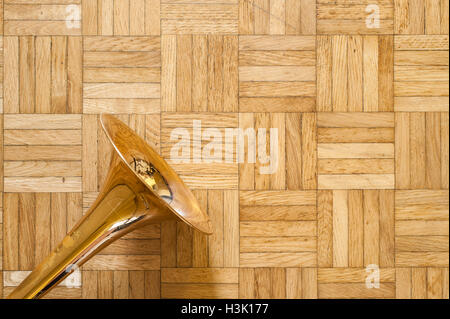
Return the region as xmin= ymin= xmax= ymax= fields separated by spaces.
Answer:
xmin=318 ymin=1 xmax=394 ymax=35
xmin=4 ymin=36 xmax=82 ymax=113
xmin=394 ymin=35 xmax=449 ymax=112
xmin=82 ymin=0 xmax=160 ymax=36
xmin=239 ymin=36 xmax=316 ymax=112
xmin=395 ymin=0 xmax=449 ymax=34
xmin=395 ymin=113 xmax=448 ymax=189
xmin=318 ymin=113 xmax=395 ymax=189
xmin=1 ymin=1 xmax=449 ymax=300
xmin=395 ymin=190 xmax=449 ymax=267
xmin=317 ymin=189 xmax=395 ymax=268
xmin=317 ymin=36 xmax=394 ymax=112
xmin=83 ymin=36 xmax=160 ymax=113
xmin=161 ymin=1 xmax=238 ymax=34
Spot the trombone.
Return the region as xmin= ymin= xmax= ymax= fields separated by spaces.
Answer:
xmin=7 ymin=114 xmax=212 ymax=299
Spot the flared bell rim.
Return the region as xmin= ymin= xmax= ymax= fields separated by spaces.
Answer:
xmin=100 ymin=114 xmax=213 ymax=235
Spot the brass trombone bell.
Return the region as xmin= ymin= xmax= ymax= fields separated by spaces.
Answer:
xmin=7 ymin=114 xmax=213 ymax=299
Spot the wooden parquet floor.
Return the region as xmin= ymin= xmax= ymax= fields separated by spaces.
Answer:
xmin=0 ymin=0 xmax=448 ymax=299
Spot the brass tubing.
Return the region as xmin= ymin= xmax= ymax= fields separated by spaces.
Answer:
xmin=8 ymin=183 xmax=145 ymax=299
xmin=7 ymin=114 xmax=212 ymax=299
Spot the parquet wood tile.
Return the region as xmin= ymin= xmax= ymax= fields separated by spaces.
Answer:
xmin=161 ymin=35 xmax=238 ymax=112
xmin=0 ymin=0 xmax=449 ymax=300
xmin=3 ymin=114 xmax=82 ymax=192
xmin=394 ymin=35 xmax=448 ymax=112
xmin=317 ymin=113 xmax=395 ymax=189
xmin=0 ymin=194 xmax=3 ymax=270
xmin=81 ymin=270 xmax=160 ymax=299
xmin=317 ymin=190 xmax=395 ymax=267
xmin=0 ymin=37 xmax=4 ymax=113
xmin=395 ymin=190 xmax=449 ymax=267
xmin=318 ymin=267 xmax=396 ymax=298
xmin=239 ymin=0 xmax=316 ymax=35
xmin=82 ymin=0 xmax=160 ymax=36
xmin=395 ymin=112 xmax=449 ymax=189
xmin=239 ymin=267 xmax=317 ymax=298
xmin=161 ymin=1 xmax=238 ymax=35
xmin=83 ymin=36 xmax=161 ymax=113
xmin=0 ymin=2 xmax=3 ymax=36
xmin=4 ymin=1 xmax=81 ymax=36
xmin=318 ymin=0 xmax=394 ymax=35
xmin=317 ymin=35 xmax=394 ymax=112
xmin=161 ymin=268 xmax=238 ymax=298
xmin=161 ymin=189 xmax=239 ymax=269
xmin=395 ymin=0 xmax=449 ymax=35
xmin=3 ymin=36 xmax=82 ymax=113
xmin=239 ymin=35 xmax=316 ymax=111
xmin=160 ymin=113 xmax=239 ymax=188
xmin=396 ymin=267 xmax=449 ymax=299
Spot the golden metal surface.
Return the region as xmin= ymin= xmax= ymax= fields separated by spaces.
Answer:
xmin=7 ymin=114 xmax=212 ymax=299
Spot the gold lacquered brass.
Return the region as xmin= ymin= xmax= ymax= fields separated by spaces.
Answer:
xmin=7 ymin=114 xmax=213 ymax=299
